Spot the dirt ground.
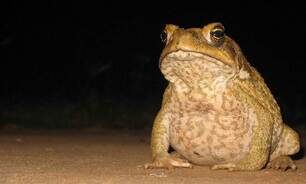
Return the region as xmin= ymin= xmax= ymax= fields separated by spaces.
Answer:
xmin=0 ymin=129 xmax=305 ymax=184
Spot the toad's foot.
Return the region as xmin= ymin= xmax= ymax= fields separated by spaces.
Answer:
xmin=144 ymin=155 xmax=193 ymax=169
xmin=211 ymin=163 xmax=237 ymax=171
xmin=266 ymin=156 xmax=297 ymax=171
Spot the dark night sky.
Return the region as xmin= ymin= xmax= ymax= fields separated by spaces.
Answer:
xmin=1 ymin=2 xmax=306 ymax=127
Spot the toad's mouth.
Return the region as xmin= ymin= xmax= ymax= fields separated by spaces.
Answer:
xmin=159 ymin=50 xmax=230 ymax=69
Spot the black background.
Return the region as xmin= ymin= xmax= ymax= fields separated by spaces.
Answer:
xmin=1 ymin=2 xmax=306 ymax=129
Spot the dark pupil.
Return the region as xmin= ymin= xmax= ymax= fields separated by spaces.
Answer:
xmin=160 ymin=31 xmax=167 ymax=42
xmin=211 ymin=30 xmax=224 ymax=39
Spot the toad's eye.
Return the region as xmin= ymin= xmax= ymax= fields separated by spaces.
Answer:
xmin=160 ymin=31 xmax=167 ymax=43
xmin=208 ymin=25 xmax=225 ymax=47
xmin=210 ymin=27 xmax=225 ymax=40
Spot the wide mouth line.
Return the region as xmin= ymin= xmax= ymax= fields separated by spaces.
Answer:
xmin=160 ymin=49 xmax=226 ymax=67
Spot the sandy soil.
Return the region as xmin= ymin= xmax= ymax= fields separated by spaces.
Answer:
xmin=0 ymin=129 xmax=305 ymax=184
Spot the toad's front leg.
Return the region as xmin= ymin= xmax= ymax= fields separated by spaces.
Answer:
xmin=144 ymin=91 xmax=192 ymax=169
xmin=144 ymin=108 xmax=192 ymax=169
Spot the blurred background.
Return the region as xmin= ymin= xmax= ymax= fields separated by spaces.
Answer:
xmin=1 ymin=2 xmax=305 ymax=131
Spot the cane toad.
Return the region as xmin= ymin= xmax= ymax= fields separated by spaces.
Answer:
xmin=145 ymin=22 xmax=300 ymax=171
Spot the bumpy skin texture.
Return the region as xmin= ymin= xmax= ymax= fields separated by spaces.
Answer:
xmin=145 ymin=22 xmax=300 ymax=171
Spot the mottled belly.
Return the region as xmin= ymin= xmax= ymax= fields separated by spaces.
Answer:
xmin=169 ymin=109 xmax=257 ymax=165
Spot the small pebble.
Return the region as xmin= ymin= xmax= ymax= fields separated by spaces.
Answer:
xmin=149 ymin=172 xmax=167 ymax=178
xmin=16 ymin=138 xmax=23 ymax=143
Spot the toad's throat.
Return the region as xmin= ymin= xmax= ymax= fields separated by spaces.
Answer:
xmin=160 ymin=50 xmax=235 ymax=89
